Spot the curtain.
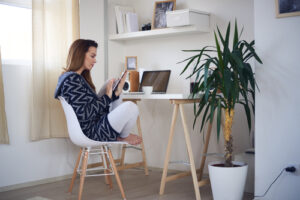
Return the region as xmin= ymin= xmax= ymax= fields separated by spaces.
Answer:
xmin=31 ymin=0 xmax=79 ymax=140
xmin=0 ymin=48 xmax=9 ymax=144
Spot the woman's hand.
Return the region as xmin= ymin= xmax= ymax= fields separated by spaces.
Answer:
xmin=115 ymin=71 xmax=128 ymax=96
xmin=106 ymin=79 xmax=114 ymax=99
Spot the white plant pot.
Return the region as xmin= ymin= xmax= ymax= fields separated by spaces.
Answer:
xmin=208 ymin=161 xmax=248 ymax=200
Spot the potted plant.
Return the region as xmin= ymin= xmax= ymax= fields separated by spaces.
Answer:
xmin=180 ymin=20 xmax=262 ymax=200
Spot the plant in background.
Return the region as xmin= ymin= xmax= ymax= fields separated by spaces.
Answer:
xmin=180 ymin=20 xmax=262 ymax=167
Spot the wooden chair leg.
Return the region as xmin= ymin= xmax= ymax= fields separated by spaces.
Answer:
xmin=120 ymin=144 xmax=126 ymax=167
xmin=68 ymin=148 xmax=82 ymax=193
xmin=78 ymin=150 xmax=88 ymax=200
xmin=108 ymin=148 xmax=126 ymax=200
xmin=103 ymin=147 xmax=113 ymax=189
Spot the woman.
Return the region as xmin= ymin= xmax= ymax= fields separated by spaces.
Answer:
xmin=54 ymin=39 xmax=142 ymax=145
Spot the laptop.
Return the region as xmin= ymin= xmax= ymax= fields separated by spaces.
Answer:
xmin=126 ymin=70 xmax=171 ymax=95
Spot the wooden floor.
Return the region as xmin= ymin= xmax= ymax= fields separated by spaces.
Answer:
xmin=0 ymin=169 xmax=253 ymax=200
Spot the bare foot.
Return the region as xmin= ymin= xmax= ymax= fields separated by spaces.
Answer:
xmin=117 ymin=134 xmax=142 ymax=145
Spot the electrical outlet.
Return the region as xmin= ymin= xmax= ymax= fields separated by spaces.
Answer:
xmin=286 ymin=164 xmax=300 ymax=175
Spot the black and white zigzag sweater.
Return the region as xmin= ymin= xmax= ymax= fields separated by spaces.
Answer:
xmin=54 ymin=72 xmax=120 ymax=141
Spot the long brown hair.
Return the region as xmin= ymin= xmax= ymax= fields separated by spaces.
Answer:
xmin=64 ymin=39 xmax=98 ymax=91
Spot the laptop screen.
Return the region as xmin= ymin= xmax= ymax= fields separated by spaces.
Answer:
xmin=139 ymin=70 xmax=171 ymax=93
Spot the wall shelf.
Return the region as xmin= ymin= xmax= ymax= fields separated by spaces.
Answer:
xmin=109 ymin=25 xmax=210 ymax=41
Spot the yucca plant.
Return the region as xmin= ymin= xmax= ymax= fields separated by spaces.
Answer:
xmin=180 ymin=20 xmax=262 ymax=167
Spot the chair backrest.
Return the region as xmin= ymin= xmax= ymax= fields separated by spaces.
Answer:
xmin=59 ymin=96 xmax=113 ymax=147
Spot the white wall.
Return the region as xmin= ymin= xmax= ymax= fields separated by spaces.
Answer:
xmin=108 ymin=0 xmax=254 ymax=171
xmin=80 ymin=0 xmax=106 ymax=89
xmin=0 ymin=0 xmax=106 ymax=189
xmin=0 ymin=64 xmax=78 ymax=189
xmin=254 ymin=0 xmax=300 ymax=199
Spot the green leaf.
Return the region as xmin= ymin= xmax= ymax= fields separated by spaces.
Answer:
xmin=242 ymin=40 xmax=263 ymax=64
xmin=214 ymin=31 xmax=224 ymax=72
xmin=200 ymin=104 xmax=210 ymax=132
xmin=180 ymin=54 xmax=200 ymax=75
xmin=233 ymin=20 xmax=239 ymax=49
xmin=223 ymin=68 xmax=231 ymax=97
xmin=242 ymin=102 xmax=252 ymax=131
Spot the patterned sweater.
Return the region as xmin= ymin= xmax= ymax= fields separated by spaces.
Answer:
xmin=54 ymin=72 xmax=120 ymax=141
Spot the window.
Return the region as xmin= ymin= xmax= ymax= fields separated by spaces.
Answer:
xmin=0 ymin=3 xmax=32 ymax=66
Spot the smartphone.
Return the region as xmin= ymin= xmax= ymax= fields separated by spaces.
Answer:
xmin=112 ymin=71 xmax=127 ymax=91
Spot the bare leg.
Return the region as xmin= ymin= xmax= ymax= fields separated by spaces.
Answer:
xmin=117 ymin=133 xmax=142 ymax=145
xmin=108 ymin=101 xmax=141 ymax=142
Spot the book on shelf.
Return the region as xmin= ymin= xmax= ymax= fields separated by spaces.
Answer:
xmin=114 ymin=5 xmax=136 ymax=34
xmin=125 ymin=12 xmax=138 ymax=32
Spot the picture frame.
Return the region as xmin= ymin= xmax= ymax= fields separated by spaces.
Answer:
xmin=125 ymin=56 xmax=137 ymax=71
xmin=275 ymin=0 xmax=300 ymax=18
xmin=152 ymin=0 xmax=176 ymax=29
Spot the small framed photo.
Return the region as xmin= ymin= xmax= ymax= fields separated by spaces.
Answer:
xmin=152 ymin=0 xmax=176 ymax=29
xmin=125 ymin=56 xmax=137 ymax=71
xmin=275 ymin=0 xmax=300 ymax=18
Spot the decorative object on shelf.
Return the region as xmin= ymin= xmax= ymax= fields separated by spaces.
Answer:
xmin=152 ymin=0 xmax=176 ymax=29
xmin=180 ymin=20 xmax=262 ymax=200
xmin=125 ymin=12 xmax=139 ymax=32
xmin=166 ymin=9 xmax=209 ymax=29
xmin=129 ymin=71 xmax=139 ymax=92
xmin=275 ymin=0 xmax=300 ymax=18
xmin=142 ymin=23 xmax=152 ymax=31
xmin=114 ymin=6 xmax=135 ymax=34
xmin=125 ymin=56 xmax=137 ymax=71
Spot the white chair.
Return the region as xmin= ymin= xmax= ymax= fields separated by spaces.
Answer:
xmin=59 ymin=96 xmax=128 ymax=200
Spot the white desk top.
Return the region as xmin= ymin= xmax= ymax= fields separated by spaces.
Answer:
xmin=122 ymin=93 xmax=184 ymax=99
xmin=122 ymin=93 xmax=203 ymax=100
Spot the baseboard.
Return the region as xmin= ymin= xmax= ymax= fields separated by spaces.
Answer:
xmin=0 ymin=174 xmax=72 ymax=193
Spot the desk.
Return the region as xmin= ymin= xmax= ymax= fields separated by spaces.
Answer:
xmin=123 ymin=94 xmax=212 ymax=200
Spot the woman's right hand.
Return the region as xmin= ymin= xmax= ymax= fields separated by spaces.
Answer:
xmin=106 ymin=79 xmax=114 ymax=99
xmin=115 ymin=71 xmax=128 ymax=96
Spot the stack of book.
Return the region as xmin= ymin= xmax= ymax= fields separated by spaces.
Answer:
xmin=115 ymin=6 xmax=139 ymax=34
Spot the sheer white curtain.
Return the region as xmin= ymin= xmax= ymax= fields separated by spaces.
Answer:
xmin=31 ymin=0 xmax=79 ymax=140
xmin=0 ymin=48 xmax=9 ymax=144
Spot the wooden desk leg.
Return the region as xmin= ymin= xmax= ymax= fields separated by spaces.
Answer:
xmin=136 ymin=115 xmax=149 ymax=175
xmin=198 ymin=120 xmax=213 ymax=181
xmin=179 ymin=104 xmax=201 ymax=200
xmin=159 ymin=104 xmax=179 ymax=195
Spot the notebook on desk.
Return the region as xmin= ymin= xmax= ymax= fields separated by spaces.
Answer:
xmin=125 ymin=70 xmax=171 ymax=95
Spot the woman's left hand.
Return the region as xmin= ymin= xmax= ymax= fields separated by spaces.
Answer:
xmin=115 ymin=71 xmax=128 ymax=96
xmin=106 ymin=79 xmax=114 ymax=98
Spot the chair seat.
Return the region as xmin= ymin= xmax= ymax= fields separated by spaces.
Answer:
xmin=73 ymin=135 xmax=128 ymax=148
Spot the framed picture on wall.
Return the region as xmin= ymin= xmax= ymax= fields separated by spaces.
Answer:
xmin=275 ymin=0 xmax=300 ymax=18
xmin=152 ymin=0 xmax=176 ymax=29
xmin=125 ymin=56 xmax=137 ymax=71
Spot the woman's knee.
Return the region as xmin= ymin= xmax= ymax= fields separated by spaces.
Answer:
xmin=123 ymin=101 xmax=139 ymax=116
